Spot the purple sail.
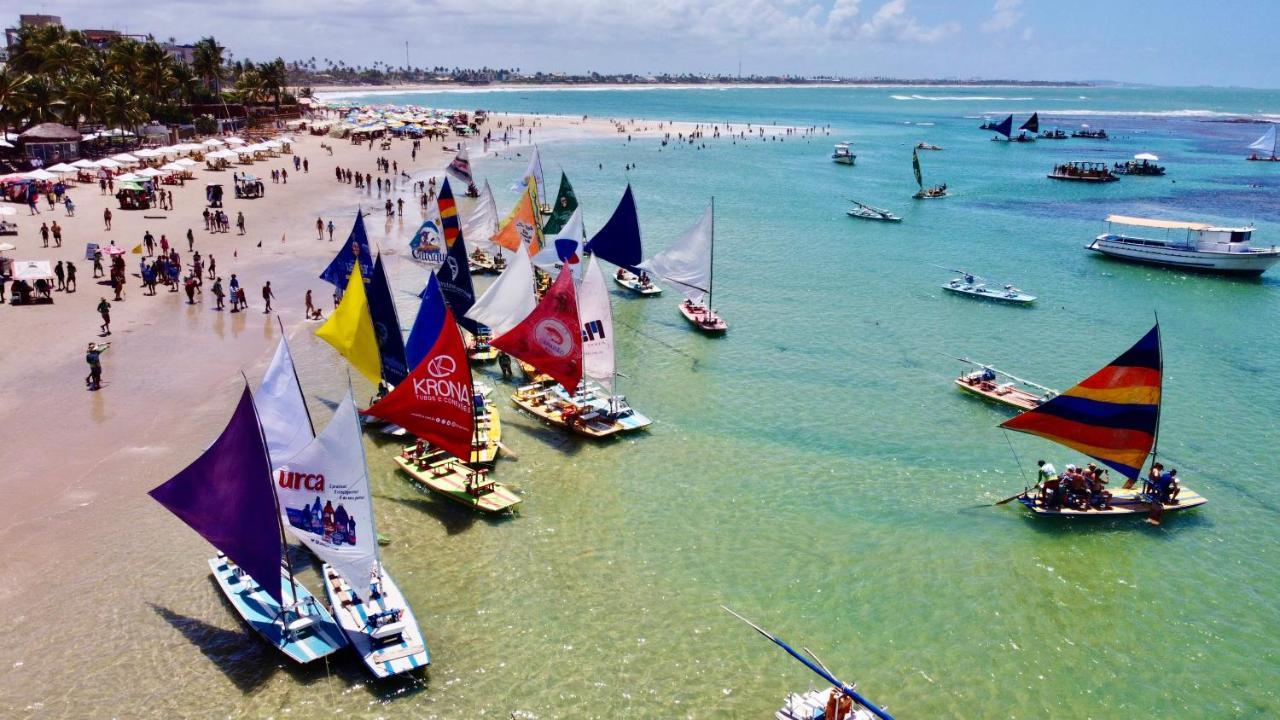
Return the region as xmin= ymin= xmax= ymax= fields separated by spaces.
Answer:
xmin=149 ymin=387 xmax=283 ymax=603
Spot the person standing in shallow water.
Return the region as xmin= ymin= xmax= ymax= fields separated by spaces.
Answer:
xmin=262 ymin=281 xmax=274 ymax=313
xmin=85 ymin=342 xmax=109 ymax=391
xmin=211 ymin=277 xmax=224 ymax=310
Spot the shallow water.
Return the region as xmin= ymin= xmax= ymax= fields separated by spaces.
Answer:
xmin=14 ymin=86 xmax=1280 ymax=718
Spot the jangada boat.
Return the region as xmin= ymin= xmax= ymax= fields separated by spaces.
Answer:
xmin=942 ymin=271 xmax=1035 ymax=304
xmin=831 ymin=142 xmax=856 ymax=165
xmin=847 ymin=200 xmax=902 ymax=222
xmin=468 ymin=247 xmax=504 ymax=274
xmin=954 ymin=360 xmax=1056 ymax=411
xmin=1246 ymin=124 xmax=1280 ymax=161
xmin=323 ymin=562 xmax=430 ymax=678
xmin=614 ymin=268 xmax=662 ymax=295
xmin=989 ymin=113 xmax=1038 ymax=143
xmin=512 ymin=380 xmax=651 ymax=438
xmin=1038 ymin=128 xmax=1068 ymax=139
xmin=1113 ymin=153 xmax=1165 ymax=176
xmin=724 ymin=607 xmax=894 ymax=720
xmin=911 ymin=148 xmax=947 ymax=199
xmin=1071 ymin=127 xmax=1109 ymax=140
xmin=585 ymin=184 xmax=661 ymax=295
xmin=467 ymin=326 xmax=499 ymax=363
xmin=394 ymin=450 xmax=521 ymax=514
xmin=639 ymin=199 xmax=728 ymax=334
xmin=1088 ymin=214 xmax=1280 ymax=275
xmin=1048 ymin=161 xmax=1119 ymax=182
xmin=998 ymin=324 xmax=1208 ymax=522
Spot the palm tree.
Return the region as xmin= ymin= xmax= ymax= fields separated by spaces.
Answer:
xmin=66 ymin=74 xmax=110 ymax=128
xmin=104 ymin=84 xmax=147 ymax=135
xmin=192 ymin=37 xmax=226 ymax=94
xmin=235 ymin=69 xmax=267 ymax=105
xmin=0 ymin=67 xmax=33 ymax=135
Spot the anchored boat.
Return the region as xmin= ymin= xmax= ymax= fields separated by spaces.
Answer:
xmin=1071 ymin=127 xmax=1109 ymax=140
xmin=640 ymin=199 xmax=728 ymax=333
xmin=1247 ymin=124 xmax=1279 ymax=161
xmin=395 ymin=450 xmax=521 ymax=514
xmin=999 ymin=324 xmax=1208 ymax=522
xmin=1113 ymin=153 xmax=1165 ymax=176
xmin=831 ymin=142 xmax=856 ymax=165
xmin=584 ymin=185 xmax=662 ymax=296
xmin=915 ymin=142 xmax=942 ymax=151
xmin=954 ymin=360 xmax=1057 ymax=411
xmin=613 ymin=268 xmax=662 ymax=294
xmin=942 ymin=270 xmax=1035 ymax=304
xmin=1048 ymin=161 xmax=1119 ymax=182
xmin=990 ymin=113 xmax=1038 ymax=142
xmin=1088 ymin=214 xmax=1280 ymax=275
xmin=847 ymin=200 xmax=902 ymax=222
xmin=1038 ymin=128 xmax=1068 ymax=139
xmin=911 ymin=148 xmax=947 ymax=199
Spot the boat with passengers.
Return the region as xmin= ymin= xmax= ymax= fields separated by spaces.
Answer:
xmin=1048 ymin=161 xmax=1118 ymax=182
xmin=1087 ymin=214 xmax=1280 ymax=275
xmin=831 ymin=143 xmax=856 ymax=165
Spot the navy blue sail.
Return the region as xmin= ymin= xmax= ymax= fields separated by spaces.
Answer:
xmin=320 ymin=211 xmax=374 ymax=287
xmin=584 ymin=185 xmax=643 ymax=272
xmin=992 ymin=114 xmax=1014 ymax=138
xmin=366 ymin=254 xmax=409 ymax=386
xmin=434 ymin=227 xmax=479 ymax=335
xmin=1019 ymin=112 xmax=1039 ymax=134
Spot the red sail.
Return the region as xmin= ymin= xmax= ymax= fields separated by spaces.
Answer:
xmin=491 ymin=265 xmax=583 ymax=393
xmin=364 ymin=278 xmax=475 ymax=459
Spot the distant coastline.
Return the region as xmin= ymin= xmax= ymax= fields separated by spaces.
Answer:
xmin=311 ymin=80 xmax=1095 ymax=98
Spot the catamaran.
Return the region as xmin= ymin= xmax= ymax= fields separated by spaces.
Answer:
xmin=942 ymin=270 xmax=1035 ymax=304
xmin=1088 ymin=214 xmax=1280 ymax=275
xmin=584 ymin=184 xmax=662 ymax=296
xmin=640 ymin=200 xmax=727 ymax=333
xmin=954 ymin=359 xmax=1057 ymax=411
xmin=999 ymin=324 xmax=1207 ymax=521
xmin=149 ymin=388 xmax=348 ymax=665
xmin=911 ymin=149 xmax=947 ymax=199
xmin=831 ymin=143 xmax=856 ymax=165
xmin=724 ymin=607 xmax=894 ymax=720
xmin=846 ymin=200 xmax=902 ymax=222
xmin=1247 ymin=124 xmax=1279 ymax=161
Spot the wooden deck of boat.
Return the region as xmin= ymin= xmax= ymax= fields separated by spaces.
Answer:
xmin=208 ymin=556 xmax=347 ymax=664
xmin=323 ymin=564 xmax=429 ymax=678
xmin=1017 ymin=487 xmax=1207 ymax=517
xmin=614 ymin=274 xmax=662 ymax=295
xmin=393 ymin=455 xmax=521 ymax=514
xmin=511 ymin=387 xmax=627 ymax=438
xmin=954 ymin=377 xmax=1039 ymax=411
xmin=679 ymin=303 xmax=728 ymax=333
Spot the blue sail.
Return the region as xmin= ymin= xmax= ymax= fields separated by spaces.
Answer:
xmin=1019 ymin=112 xmax=1039 ymax=133
xmin=320 ymin=211 xmax=374 ymax=287
xmin=405 ymin=274 xmax=447 ymax=370
xmin=992 ymin=114 xmax=1013 ymax=139
xmin=366 ymin=254 xmax=409 ymax=386
xmin=436 ymin=227 xmax=479 ymax=335
xmin=584 ymin=185 xmax=643 ymax=272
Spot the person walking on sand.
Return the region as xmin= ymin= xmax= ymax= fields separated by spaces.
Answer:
xmin=54 ymin=261 xmax=66 ymax=291
xmin=98 ymin=298 xmax=112 ymax=335
xmin=236 ymin=211 xmax=246 ymax=235
xmin=207 ymin=254 xmax=216 ymax=280
xmin=305 ymin=289 xmax=320 ymax=319
xmin=40 ymin=222 xmax=49 ymax=247
xmin=187 ymin=228 xmax=195 ymax=252
xmin=51 ymin=221 xmax=62 ymax=247
xmin=144 ymin=230 xmax=155 ymax=256
xmin=212 ymin=277 xmax=225 ymax=310
xmin=92 ymin=249 xmax=104 ymax=278
xmin=85 ymin=342 xmax=109 ymax=391
xmin=65 ymin=261 xmax=76 ymax=292
xmin=237 ymin=286 xmax=248 ymax=311
xmin=111 ymin=274 xmax=124 ymax=301
xmin=262 ymin=281 xmax=274 ymax=313
xmin=103 ymin=207 xmax=112 ymax=230
xmin=316 ymin=217 xmax=324 ymax=240
xmin=327 ymin=220 xmax=335 ymax=241
xmin=28 ymin=194 xmax=39 ymax=215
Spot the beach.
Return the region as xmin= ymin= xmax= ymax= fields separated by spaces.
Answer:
xmin=2 ymin=84 xmax=1279 ymax=718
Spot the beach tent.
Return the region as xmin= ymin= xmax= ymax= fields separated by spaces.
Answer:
xmin=14 ymin=260 xmax=54 ymax=282
xmin=159 ymin=162 xmax=187 ymax=172
xmin=46 ymin=163 xmax=77 ymax=174
xmin=115 ymin=172 xmax=143 ymax=182
xmin=95 ymin=158 xmax=122 ymax=169
xmin=25 ymin=169 xmax=58 ymax=181
xmin=111 ymin=153 xmax=140 ymax=164
xmin=203 ymin=139 xmax=225 ymax=147
xmin=71 ymin=159 xmax=99 ymax=169
xmin=175 ymin=158 xmax=198 ymax=167
xmin=136 ymin=168 xmax=165 ymax=178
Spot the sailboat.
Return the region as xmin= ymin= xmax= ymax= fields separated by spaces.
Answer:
xmin=990 ymin=113 xmax=1036 ymax=143
xmin=724 ymin=607 xmax=894 ymax=720
xmin=275 ymin=391 xmax=430 ymax=677
xmin=542 ymin=172 xmax=579 ymax=235
xmin=998 ymin=324 xmax=1208 ymax=521
xmin=516 ymin=255 xmax=653 ymax=438
xmin=639 ymin=200 xmax=727 ymax=333
xmin=463 ymin=181 xmax=504 ymax=273
xmin=911 ymin=149 xmax=947 ymax=199
xmin=149 ymin=388 xmax=347 ymax=664
xmin=465 ymin=239 xmax=538 ymax=337
xmin=585 ymin=184 xmax=661 ymax=296
xmin=1247 ymin=124 xmax=1279 ymax=161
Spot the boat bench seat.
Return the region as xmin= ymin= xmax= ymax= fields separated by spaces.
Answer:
xmin=285 ymin=616 xmax=316 ymax=633
xmin=370 ymin=620 xmax=406 ymax=640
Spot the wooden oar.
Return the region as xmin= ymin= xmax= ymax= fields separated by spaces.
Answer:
xmin=495 ymin=440 xmax=519 ymax=460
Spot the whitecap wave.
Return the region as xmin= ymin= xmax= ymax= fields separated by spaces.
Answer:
xmin=891 ymin=94 xmax=1035 ymax=101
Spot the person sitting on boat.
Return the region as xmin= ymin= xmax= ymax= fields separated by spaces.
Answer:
xmin=616 ymin=268 xmax=627 ymax=280
xmin=1141 ymin=462 xmax=1165 ymax=496
xmin=1155 ymin=468 xmax=1180 ymax=504
xmin=639 ymin=272 xmax=652 ymax=287
xmin=963 ymin=273 xmax=975 ymax=285
xmin=1084 ymin=463 xmax=1112 ymax=510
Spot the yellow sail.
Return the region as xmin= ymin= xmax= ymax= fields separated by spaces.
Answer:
xmin=315 ymin=264 xmax=382 ymax=386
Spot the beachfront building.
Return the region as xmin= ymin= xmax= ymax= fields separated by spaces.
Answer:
xmin=18 ymin=123 xmax=81 ymax=165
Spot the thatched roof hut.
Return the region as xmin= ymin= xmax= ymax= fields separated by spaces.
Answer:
xmin=19 ymin=123 xmax=81 ymax=163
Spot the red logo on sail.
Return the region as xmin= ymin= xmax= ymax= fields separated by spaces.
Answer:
xmin=491 ymin=266 xmax=583 ymax=393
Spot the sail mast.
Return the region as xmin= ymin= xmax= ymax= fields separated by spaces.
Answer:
xmin=709 ymin=197 xmax=715 ymax=310
xmin=1151 ymin=317 xmax=1163 ymax=467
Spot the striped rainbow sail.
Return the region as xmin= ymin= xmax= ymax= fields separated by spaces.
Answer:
xmin=1000 ymin=325 xmax=1161 ymax=480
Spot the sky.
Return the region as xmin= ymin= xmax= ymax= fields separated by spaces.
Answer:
xmin=17 ymin=0 xmax=1280 ymax=87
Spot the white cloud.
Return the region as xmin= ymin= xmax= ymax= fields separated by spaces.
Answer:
xmin=857 ymin=0 xmax=958 ymax=43
xmin=982 ymin=0 xmax=1023 ymax=33
xmin=825 ymin=0 xmax=863 ymax=35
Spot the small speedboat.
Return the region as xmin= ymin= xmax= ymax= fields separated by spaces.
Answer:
xmin=831 ymin=143 xmax=856 ymax=165
xmin=1072 ymin=128 xmax=1109 ymax=140
xmin=613 ymin=268 xmax=662 ymax=295
xmin=942 ymin=273 xmax=1035 ymax=304
xmin=847 ymin=201 xmax=902 ymax=222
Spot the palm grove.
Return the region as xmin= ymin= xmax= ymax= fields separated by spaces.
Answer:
xmin=0 ymin=25 xmax=292 ymax=137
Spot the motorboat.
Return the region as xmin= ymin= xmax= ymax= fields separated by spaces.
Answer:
xmin=1048 ymin=161 xmax=1119 ymax=182
xmin=846 ymin=200 xmax=902 ymax=222
xmin=831 ymin=143 xmax=856 ymax=165
xmin=942 ymin=272 xmax=1035 ymax=304
xmin=1088 ymin=214 xmax=1280 ymax=275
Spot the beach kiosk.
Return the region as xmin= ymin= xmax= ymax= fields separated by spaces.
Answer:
xmin=18 ymin=123 xmax=81 ymax=166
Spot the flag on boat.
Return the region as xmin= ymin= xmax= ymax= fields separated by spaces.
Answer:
xmin=148 ymin=387 xmax=284 ymax=603
xmin=320 ymin=211 xmax=374 ymax=287
xmin=911 ymin=149 xmax=923 ymax=188
xmin=274 ymin=391 xmax=379 ymax=602
xmin=493 ymin=180 xmax=543 ymax=254
xmin=316 ymin=264 xmax=383 ymax=386
xmin=1019 ymin=112 xmax=1039 ymax=134
xmin=491 ymin=265 xmax=583 ymax=393
xmin=1001 ymin=325 xmax=1162 ymax=480
xmin=462 ymin=180 xmax=499 ymax=251
xmin=542 ymin=172 xmax=578 ymax=235
xmin=579 ymin=255 xmax=615 ymax=394
xmin=256 ymin=338 xmax=314 ymax=466
xmin=438 ymin=178 xmax=460 ymax=248
xmin=992 ymin=114 xmax=1014 ymax=138
xmin=584 ymin=184 xmax=643 ymax=272
xmin=367 ymin=274 xmax=475 ymax=460
xmin=367 ymin=254 xmax=409 ymax=386
xmin=532 ymin=208 xmax=586 ymax=281
xmin=465 ymin=241 xmax=537 ymax=336
xmin=446 ymin=144 xmax=473 ymax=186
xmin=639 ymin=204 xmax=713 ymax=303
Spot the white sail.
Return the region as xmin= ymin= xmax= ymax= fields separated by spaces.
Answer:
xmin=462 ymin=180 xmax=499 ymax=251
xmin=256 ymin=338 xmax=313 ymax=468
xmin=465 ymin=240 xmax=537 ymax=336
xmin=578 ymin=255 xmax=615 ymax=394
xmin=274 ymin=392 xmax=378 ymax=602
xmin=532 ymin=208 xmax=586 ymax=281
xmin=639 ymin=205 xmax=712 ymax=303
xmin=1249 ymin=125 xmax=1277 ymax=154
xmin=519 ymin=145 xmax=546 ymax=196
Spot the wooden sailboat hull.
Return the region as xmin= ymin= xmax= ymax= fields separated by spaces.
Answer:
xmin=942 ymin=282 xmax=1035 ymax=304
xmin=512 ymin=384 xmax=643 ymax=438
xmin=954 ymin=377 xmax=1041 ymax=411
xmin=613 ymin=272 xmax=662 ymax=296
xmin=546 ymin=382 xmax=653 ymax=433
xmin=394 ymin=453 xmax=521 ymax=514
xmin=322 ymin=563 xmax=430 ymax=678
xmin=777 ymin=687 xmax=879 ymax=720
xmin=1016 ymin=486 xmax=1207 ymax=518
xmin=679 ymin=302 xmax=728 ymax=333
xmin=208 ymin=555 xmax=347 ymax=664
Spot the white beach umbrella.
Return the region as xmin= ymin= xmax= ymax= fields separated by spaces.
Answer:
xmin=46 ymin=163 xmax=77 ymax=174
xmin=95 ymin=158 xmax=122 ymax=169
xmin=134 ymin=148 xmax=162 ymax=159
xmin=203 ymin=138 xmax=225 ymax=147
xmin=25 ymin=169 xmax=58 ymax=181
xmin=175 ymin=158 xmax=198 ymax=167
xmin=136 ymin=167 xmax=165 ymax=177
xmin=115 ymin=172 xmax=143 ymax=181
xmin=71 ymin=159 xmax=99 ymax=169
xmin=209 ymin=149 xmax=239 ymax=159
xmin=262 ymin=140 xmax=282 ymax=149
xmin=225 ymin=136 xmax=247 ymax=145
xmin=159 ymin=162 xmax=186 ymax=172
xmin=276 ymin=136 xmax=296 ymax=144
xmin=111 ymin=153 xmax=140 ymax=163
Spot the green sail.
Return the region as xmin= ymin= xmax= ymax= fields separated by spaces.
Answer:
xmin=542 ymin=172 xmax=579 ymax=235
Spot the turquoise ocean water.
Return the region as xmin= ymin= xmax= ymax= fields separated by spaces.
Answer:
xmin=192 ymin=87 xmax=1280 ymax=717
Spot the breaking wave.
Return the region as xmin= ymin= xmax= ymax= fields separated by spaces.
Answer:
xmin=891 ymin=94 xmax=1035 ymax=101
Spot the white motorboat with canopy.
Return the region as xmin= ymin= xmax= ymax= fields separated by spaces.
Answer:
xmin=1088 ymin=215 xmax=1280 ymax=275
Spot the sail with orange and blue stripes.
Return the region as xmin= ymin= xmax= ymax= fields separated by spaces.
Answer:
xmin=1000 ymin=325 xmax=1161 ymax=480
